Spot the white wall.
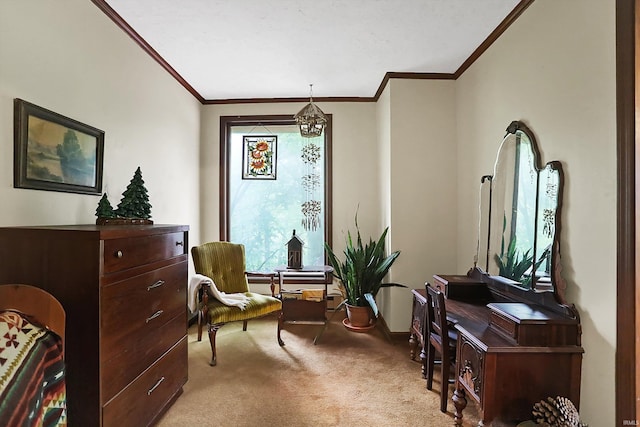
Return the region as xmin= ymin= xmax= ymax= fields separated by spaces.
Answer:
xmin=388 ymin=79 xmax=458 ymax=285
xmin=0 ymin=0 xmax=200 ymax=238
xmin=1 ymin=0 xmax=617 ymax=423
xmin=200 ymin=93 xmax=457 ymax=332
xmin=379 ymin=79 xmax=458 ymax=330
xmin=455 ymin=0 xmax=616 ymax=425
xmin=199 ymin=102 xmax=381 ymax=244
xmin=199 ymin=102 xmax=382 ymax=296
xmin=375 ymin=83 xmax=395 ymax=326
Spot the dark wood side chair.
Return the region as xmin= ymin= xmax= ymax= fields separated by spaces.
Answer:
xmin=425 ymin=283 xmax=458 ymax=413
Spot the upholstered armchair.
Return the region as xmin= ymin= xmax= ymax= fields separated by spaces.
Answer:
xmin=191 ymin=241 xmax=283 ymax=366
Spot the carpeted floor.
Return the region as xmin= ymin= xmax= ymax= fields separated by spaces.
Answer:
xmin=156 ymin=313 xmax=481 ymax=427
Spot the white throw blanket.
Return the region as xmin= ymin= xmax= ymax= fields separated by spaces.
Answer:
xmin=188 ymin=274 xmax=251 ymax=313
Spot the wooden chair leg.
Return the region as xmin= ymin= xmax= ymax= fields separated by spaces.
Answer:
xmin=440 ymin=364 xmax=448 ymax=412
xmin=197 ymin=308 xmax=204 ymax=341
xmin=426 ymin=344 xmax=435 ymax=390
xmin=277 ymin=311 xmax=284 ymax=346
xmin=440 ymin=350 xmax=450 ymax=413
xmin=208 ymin=323 xmax=224 ymax=366
xmin=242 ymin=319 xmax=248 ymax=331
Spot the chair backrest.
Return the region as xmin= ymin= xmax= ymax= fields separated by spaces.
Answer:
xmin=0 ymin=284 xmax=65 ymax=357
xmin=191 ymin=242 xmax=249 ymax=293
xmin=426 ymin=284 xmax=450 ymax=350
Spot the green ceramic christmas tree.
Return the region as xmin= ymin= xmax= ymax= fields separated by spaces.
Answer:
xmin=95 ymin=193 xmax=116 ymax=219
xmin=116 ymin=167 xmax=152 ymax=220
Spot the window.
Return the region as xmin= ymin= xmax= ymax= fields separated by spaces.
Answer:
xmin=220 ymin=115 xmax=332 ymax=272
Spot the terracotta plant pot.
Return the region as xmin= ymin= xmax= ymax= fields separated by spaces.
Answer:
xmin=345 ymin=303 xmax=375 ymax=328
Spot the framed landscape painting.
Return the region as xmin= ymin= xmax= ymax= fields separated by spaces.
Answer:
xmin=14 ymin=98 xmax=104 ymax=195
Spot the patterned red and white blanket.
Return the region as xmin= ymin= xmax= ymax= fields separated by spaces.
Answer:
xmin=0 ymin=310 xmax=66 ymax=427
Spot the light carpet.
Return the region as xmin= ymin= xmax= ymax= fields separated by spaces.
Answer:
xmin=156 ymin=314 xmax=481 ymax=427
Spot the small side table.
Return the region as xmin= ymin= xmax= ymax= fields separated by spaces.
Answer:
xmin=274 ymin=265 xmax=333 ymax=343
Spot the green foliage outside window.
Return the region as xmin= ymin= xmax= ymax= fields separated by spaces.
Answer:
xmin=229 ymin=126 xmax=325 ymax=271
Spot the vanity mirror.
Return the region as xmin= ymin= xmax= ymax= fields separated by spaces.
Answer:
xmin=440 ymin=121 xmax=582 ymax=426
xmin=475 ymin=120 xmax=569 ymax=308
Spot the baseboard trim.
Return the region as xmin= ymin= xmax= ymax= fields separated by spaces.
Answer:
xmin=377 ymin=314 xmax=411 ymax=344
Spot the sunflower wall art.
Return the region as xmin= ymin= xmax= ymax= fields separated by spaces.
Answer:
xmin=242 ymin=135 xmax=277 ymax=179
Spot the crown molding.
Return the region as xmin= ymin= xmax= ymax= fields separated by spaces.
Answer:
xmin=203 ymin=97 xmax=374 ymax=105
xmin=454 ymin=0 xmax=535 ymax=78
xmin=373 ymin=72 xmax=456 ymax=100
xmin=91 ymin=0 xmax=205 ymax=103
xmin=92 ymin=0 xmax=535 ymax=105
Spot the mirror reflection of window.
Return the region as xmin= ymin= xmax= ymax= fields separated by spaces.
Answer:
xmin=534 ymin=164 xmax=560 ymax=289
xmin=512 ymin=133 xmax=537 ymax=262
xmin=477 ymin=121 xmax=563 ymax=297
xmin=477 ymin=175 xmax=492 ymax=272
xmin=489 ymin=131 xmax=537 ymax=288
xmin=487 ymin=133 xmax=516 ymax=278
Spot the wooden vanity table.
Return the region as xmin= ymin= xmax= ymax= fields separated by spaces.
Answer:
xmin=426 ymin=121 xmax=584 ymax=426
xmin=409 ymin=289 xmax=427 ymax=374
xmin=435 ymin=271 xmax=583 ymax=426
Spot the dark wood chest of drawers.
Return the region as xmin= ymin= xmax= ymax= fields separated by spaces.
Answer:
xmin=0 ymin=224 xmax=189 ymax=426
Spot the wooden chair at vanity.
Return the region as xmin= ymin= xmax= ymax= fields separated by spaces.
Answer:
xmin=425 ymin=283 xmax=458 ymax=413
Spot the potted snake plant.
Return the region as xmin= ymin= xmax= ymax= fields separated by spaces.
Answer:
xmin=325 ymin=215 xmax=400 ymax=328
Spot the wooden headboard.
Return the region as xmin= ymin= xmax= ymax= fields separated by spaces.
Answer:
xmin=0 ymin=284 xmax=65 ymax=348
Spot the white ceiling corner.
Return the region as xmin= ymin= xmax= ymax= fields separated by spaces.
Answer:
xmin=103 ymin=0 xmax=521 ymax=101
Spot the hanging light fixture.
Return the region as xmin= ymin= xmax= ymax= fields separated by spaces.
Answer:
xmin=294 ymin=84 xmax=327 ymax=138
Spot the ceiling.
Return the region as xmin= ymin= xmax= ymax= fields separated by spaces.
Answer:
xmin=100 ymin=0 xmax=523 ymax=102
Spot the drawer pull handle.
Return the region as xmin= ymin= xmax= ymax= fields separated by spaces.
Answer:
xmin=176 ymin=241 xmax=184 ymax=247
xmin=147 ymin=376 xmax=165 ymax=395
xmin=146 ymin=310 xmax=164 ymax=323
xmin=115 ymin=250 xmax=123 ymax=258
xmin=147 ymin=280 xmax=165 ymax=291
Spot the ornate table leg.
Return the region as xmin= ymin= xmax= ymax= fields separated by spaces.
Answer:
xmin=409 ymin=333 xmax=417 ymax=360
xmin=269 ymin=274 xmax=275 ymax=297
xmin=419 ymin=345 xmax=427 ymax=379
xmin=452 ymin=386 xmax=467 ymax=427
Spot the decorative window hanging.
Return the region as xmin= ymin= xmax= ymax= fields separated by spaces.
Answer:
xmin=294 ymin=84 xmax=327 ymax=138
xmin=301 ymin=136 xmax=321 ymax=231
xmin=543 ymin=168 xmax=558 ymax=238
xmin=542 ymin=208 xmax=555 ymax=238
xmin=294 ymin=84 xmax=326 ymax=231
xmin=242 ymin=135 xmax=277 ymax=180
